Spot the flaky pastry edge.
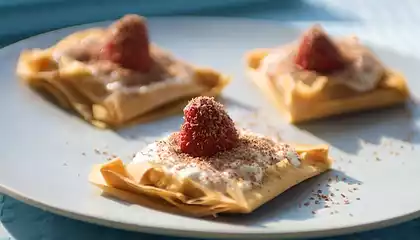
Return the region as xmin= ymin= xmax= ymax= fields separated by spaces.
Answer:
xmin=89 ymin=144 xmax=332 ymax=217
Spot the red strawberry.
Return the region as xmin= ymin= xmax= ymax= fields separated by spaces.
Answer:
xmin=178 ymin=97 xmax=239 ymax=157
xmin=295 ymin=25 xmax=347 ymax=74
xmin=100 ymin=14 xmax=152 ymax=72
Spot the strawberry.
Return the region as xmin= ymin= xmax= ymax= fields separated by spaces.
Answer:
xmin=178 ymin=97 xmax=239 ymax=157
xmin=100 ymin=14 xmax=152 ymax=72
xmin=295 ymin=25 xmax=347 ymax=74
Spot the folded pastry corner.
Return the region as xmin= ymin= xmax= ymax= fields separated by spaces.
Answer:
xmin=89 ymin=96 xmax=332 ymax=217
xmin=17 ymin=14 xmax=230 ymax=129
xmin=245 ymin=25 xmax=409 ymax=123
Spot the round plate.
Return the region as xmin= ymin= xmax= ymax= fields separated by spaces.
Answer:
xmin=1 ymin=17 xmax=420 ymax=239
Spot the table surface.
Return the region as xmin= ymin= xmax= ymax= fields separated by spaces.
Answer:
xmin=2 ymin=0 xmax=420 ymax=239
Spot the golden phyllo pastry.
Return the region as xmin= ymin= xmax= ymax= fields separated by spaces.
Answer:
xmin=245 ymin=25 xmax=409 ymax=123
xmin=16 ymin=14 xmax=229 ymax=128
xmin=89 ymin=97 xmax=332 ymax=216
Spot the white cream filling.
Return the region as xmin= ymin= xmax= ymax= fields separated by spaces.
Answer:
xmin=286 ymin=150 xmax=301 ymax=167
xmin=336 ymin=54 xmax=383 ymax=92
xmin=132 ymin=141 xmax=221 ymax=189
xmin=259 ymin=50 xmax=290 ymax=76
xmin=52 ymin=37 xmax=197 ymax=95
xmin=132 ymin=133 xmax=301 ymax=192
xmin=260 ymin=43 xmax=384 ymax=93
xmin=104 ymin=76 xmax=190 ymax=94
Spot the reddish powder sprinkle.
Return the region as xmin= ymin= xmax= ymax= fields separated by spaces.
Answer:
xmin=153 ymin=131 xmax=298 ymax=187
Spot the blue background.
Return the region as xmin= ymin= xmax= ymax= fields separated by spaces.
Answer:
xmin=2 ymin=0 xmax=420 ymax=239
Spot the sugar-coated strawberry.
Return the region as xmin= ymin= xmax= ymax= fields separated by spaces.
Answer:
xmin=178 ymin=97 xmax=239 ymax=157
xmin=295 ymin=25 xmax=347 ymax=74
xmin=100 ymin=14 xmax=152 ymax=72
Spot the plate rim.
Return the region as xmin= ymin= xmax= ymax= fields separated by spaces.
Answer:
xmin=2 ymin=182 xmax=419 ymax=239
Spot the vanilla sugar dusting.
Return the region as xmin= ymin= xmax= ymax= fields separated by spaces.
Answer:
xmin=139 ymin=130 xmax=301 ymax=191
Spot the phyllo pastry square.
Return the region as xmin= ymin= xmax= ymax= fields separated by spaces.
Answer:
xmin=245 ymin=25 xmax=409 ymax=123
xmin=89 ymin=97 xmax=332 ymax=216
xmin=17 ymin=14 xmax=229 ymax=128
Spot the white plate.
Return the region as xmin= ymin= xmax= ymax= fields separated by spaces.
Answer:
xmin=1 ymin=17 xmax=420 ymax=239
